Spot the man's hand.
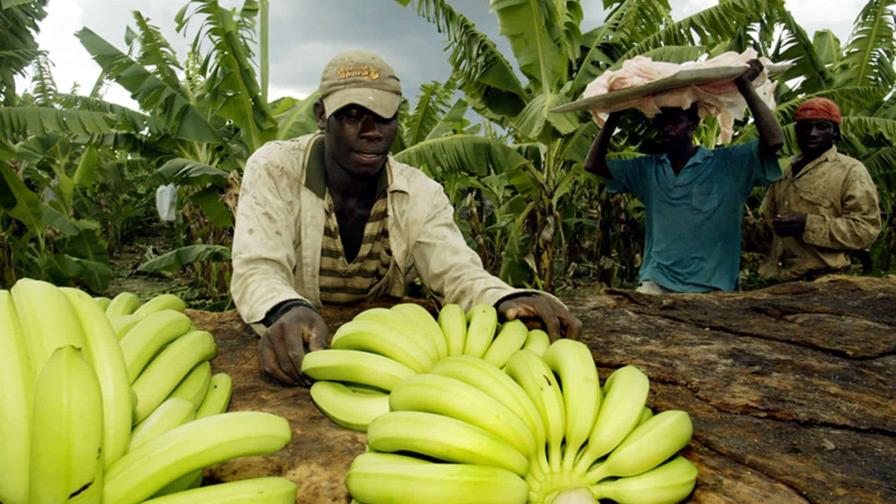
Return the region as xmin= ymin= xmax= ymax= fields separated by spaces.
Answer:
xmin=772 ymin=212 xmax=808 ymax=237
xmin=736 ymin=58 xmax=763 ymax=85
xmin=497 ymin=294 xmax=583 ymax=342
xmin=258 ymin=305 xmax=330 ymax=386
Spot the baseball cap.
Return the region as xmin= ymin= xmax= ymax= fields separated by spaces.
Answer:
xmin=319 ymin=50 xmax=402 ymax=119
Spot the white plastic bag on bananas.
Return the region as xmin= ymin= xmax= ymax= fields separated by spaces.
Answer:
xmin=155 ymin=184 xmax=178 ymax=222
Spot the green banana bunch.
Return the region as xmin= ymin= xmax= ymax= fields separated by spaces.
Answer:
xmin=330 ymin=319 xmax=432 ymax=372
xmin=347 ymin=461 xmax=528 ymax=504
xmin=309 ymin=381 xmax=390 ymax=431
xmin=11 ymin=278 xmax=86 ymax=377
xmin=168 ymin=360 xmax=213 ymax=410
xmin=94 ymin=296 xmax=113 ymax=310
xmin=104 ymin=411 xmax=291 ymax=504
xmin=367 ymin=411 xmax=529 ymax=476
xmin=354 ymin=307 xmax=440 ymax=366
xmin=437 ymin=303 xmax=467 ymax=356
xmin=110 ymin=314 xmax=142 ymax=340
xmin=119 ymin=309 xmax=193 ymax=383
xmin=590 ymin=456 xmax=698 ymax=504
xmin=105 ymin=292 xmax=141 ymax=318
xmin=29 ymin=346 xmax=104 ymax=504
xmin=463 ymin=304 xmax=499 ymax=358
xmin=140 ymin=477 xmax=297 ymax=504
xmin=389 ymin=373 xmax=536 ymax=458
xmin=301 ymin=348 xmax=415 ymax=391
xmin=130 ymin=398 xmax=197 ymax=450
xmin=133 ymin=293 xmax=187 ymax=317
xmin=482 ymin=319 xmax=528 ymax=368
xmin=0 ymin=291 xmax=32 ymax=504
xmin=62 ymin=287 xmax=133 ymax=467
xmin=131 ymin=330 xmax=217 ymax=423
xmin=523 ymin=328 xmax=551 ymax=356
xmin=196 ymin=372 xmax=233 ymax=418
xmin=391 ymin=303 xmax=448 ymax=359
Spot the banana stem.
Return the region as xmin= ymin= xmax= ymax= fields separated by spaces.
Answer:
xmin=549 ymin=488 xmax=598 ymax=504
xmin=585 ymin=462 xmax=608 ymax=484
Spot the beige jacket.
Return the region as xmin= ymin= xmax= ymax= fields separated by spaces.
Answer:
xmin=759 ymin=147 xmax=881 ymax=281
xmin=230 ymin=134 xmax=534 ymax=328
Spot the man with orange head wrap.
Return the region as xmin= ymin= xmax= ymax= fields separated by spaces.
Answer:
xmin=759 ymin=97 xmax=881 ymax=281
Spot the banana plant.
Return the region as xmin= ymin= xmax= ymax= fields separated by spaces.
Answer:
xmin=394 ymin=0 xmax=787 ymax=289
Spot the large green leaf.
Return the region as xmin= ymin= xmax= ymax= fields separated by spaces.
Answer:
xmin=394 ymin=134 xmax=532 ymax=178
xmin=512 ymin=93 xmax=579 ymax=140
xmin=841 ymin=115 xmax=896 ymax=143
xmin=0 ymin=162 xmax=45 ymax=233
xmin=775 ymin=7 xmax=832 ymax=94
xmin=776 ymin=86 xmax=883 ymax=119
xmin=75 ymin=27 xmax=220 ymax=143
xmin=0 ymin=107 xmax=112 ymax=139
xmin=178 ymin=0 xmax=277 ymax=151
xmin=491 ymin=0 xmax=568 ymax=92
xmin=189 ymin=187 xmax=233 ymax=228
xmin=395 ymin=0 xmax=528 ymax=121
xmin=425 ymin=98 xmax=470 ymax=141
xmin=133 ymin=11 xmax=184 ymax=92
xmin=138 ymin=244 xmax=231 ymax=274
xmin=273 ymin=92 xmax=319 ymax=140
xmin=404 ymin=81 xmax=454 ymax=147
xmin=836 ymin=0 xmax=896 ymax=88
xmin=159 ymin=158 xmax=229 ymax=187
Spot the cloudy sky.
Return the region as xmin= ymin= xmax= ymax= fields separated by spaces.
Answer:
xmin=25 ymin=0 xmax=866 ymax=110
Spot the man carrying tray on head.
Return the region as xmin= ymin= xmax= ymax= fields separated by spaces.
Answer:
xmin=584 ymin=58 xmax=786 ymax=294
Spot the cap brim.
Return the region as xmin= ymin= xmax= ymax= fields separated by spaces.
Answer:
xmin=323 ymin=88 xmax=401 ymax=119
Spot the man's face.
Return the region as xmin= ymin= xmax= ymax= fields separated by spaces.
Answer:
xmin=795 ymin=119 xmax=837 ymax=154
xmin=650 ymin=107 xmax=698 ymax=149
xmin=321 ymin=104 xmax=399 ymax=177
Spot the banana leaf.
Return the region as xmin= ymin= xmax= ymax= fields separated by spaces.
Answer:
xmin=138 ymin=244 xmax=231 ymax=274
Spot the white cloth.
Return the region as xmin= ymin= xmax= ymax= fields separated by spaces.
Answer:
xmin=584 ymin=49 xmax=778 ymax=143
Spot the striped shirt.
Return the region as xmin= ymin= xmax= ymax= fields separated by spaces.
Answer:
xmin=318 ymin=189 xmax=393 ymax=304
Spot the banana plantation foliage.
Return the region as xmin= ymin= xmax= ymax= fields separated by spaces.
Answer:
xmin=1 ymin=0 xmax=895 ymax=304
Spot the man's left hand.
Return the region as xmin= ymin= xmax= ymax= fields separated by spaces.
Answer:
xmin=497 ymin=294 xmax=583 ymax=341
xmin=772 ymin=212 xmax=807 ymax=237
xmin=736 ymin=58 xmax=763 ymax=85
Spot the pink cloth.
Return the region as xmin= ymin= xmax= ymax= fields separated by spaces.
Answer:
xmin=584 ymin=49 xmax=778 ymax=143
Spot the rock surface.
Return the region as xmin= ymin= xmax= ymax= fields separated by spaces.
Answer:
xmin=190 ymin=275 xmax=896 ymax=503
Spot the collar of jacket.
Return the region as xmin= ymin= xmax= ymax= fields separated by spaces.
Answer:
xmin=301 ymin=134 xmax=410 ymax=198
xmin=789 ymin=145 xmax=838 ymax=179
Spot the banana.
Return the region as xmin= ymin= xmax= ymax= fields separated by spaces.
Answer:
xmin=104 ymin=411 xmax=292 ymax=504
xmin=575 ymin=365 xmax=650 ymax=474
xmin=482 ymin=319 xmax=528 ymax=368
xmin=462 ymin=304 xmax=498 ymax=358
xmin=0 ymin=291 xmax=32 ymax=504
xmin=389 ymin=373 xmax=536 ymax=459
xmin=330 ymin=319 xmax=432 ymax=372
xmin=437 ymin=303 xmax=467 ymax=356
xmin=301 ymin=348 xmax=415 ymax=391
xmin=11 ymin=278 xmax=86 ymax=377
xmin=29 ymin=346 xmax=104 ymax=504
xmin=350 ymin=451 xmax=432 ymax=469
xmin=130 ymin=398 xmax=197 ymax=450
xmin=429 ymin=356 xmax=546 ymax=467
xmin=133 ymin=293 xmax=187 ymax=317
xmin=94 ymin=296 xmax=112 ymax=310
xmin=391 ymin=303 xmax=447 ymax=359
xmin=353 ymin=307 xmax=439 ymax=366
xmin=141 ymin=477 xmax=297 ymax=504
xmin=132 ymin=330 xmax=217 ymax=423
xmin=367 ymin=411 xmax=529 ymax=476
xmin=542 ymin=339 xmax=600 ymax=472
xmin=151 ymin=470 xmax=203 ymax=498
xmin=168 ymin=360 xmax=212 ymax=410
xmin=105 ymin=292 xmax=141 ymax=318
xmin=505 ymin=349 xmax=566 ymax=473
xmin=196 ymin=372 xmax=233 ymax=418
xmin=587 ymin=410 xmax=693 ymax=483
xmin=639 ymin=406 xmax=654 ymax=425
xmin=310 ymin=381 xmax=390 ymax=431
xmin=62 ymin=287 xmax=133 ymax=468
xmin=347 ymin=462 xmax=528 ymax=504
xmin=590 ymin=456 xmax=698 ymax=504
xmin=523 ymin=328 xmax=550 ymax=356
xmin=110 ymin=314 xmax=143 ymax=340
xmin=119 ymin=309 xmax=193 ymax=383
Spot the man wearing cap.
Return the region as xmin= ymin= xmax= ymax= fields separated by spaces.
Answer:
xmin=584 ymin=60 xmax=785 ymax=294
xmin=230 ymin=50 xmax=582 ymax=385
xmin=759 ymin=97 xmax=881 ymax=282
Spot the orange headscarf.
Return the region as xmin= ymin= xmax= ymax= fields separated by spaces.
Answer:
xmin=794 ymin=97 xmax=842 ymax=125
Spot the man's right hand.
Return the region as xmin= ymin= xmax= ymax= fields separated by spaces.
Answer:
xmin=258 ymin=305 xmax=330 ymax=386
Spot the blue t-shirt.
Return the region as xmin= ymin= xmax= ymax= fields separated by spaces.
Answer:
xmin=607 ymin=141 xmax=781 ymax=292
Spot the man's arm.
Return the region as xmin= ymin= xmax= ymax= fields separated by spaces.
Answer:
xmin=735 ymin=60 xmax=784 ymax=157
xmin=584 ymin=111 xmax=623 ymax=179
